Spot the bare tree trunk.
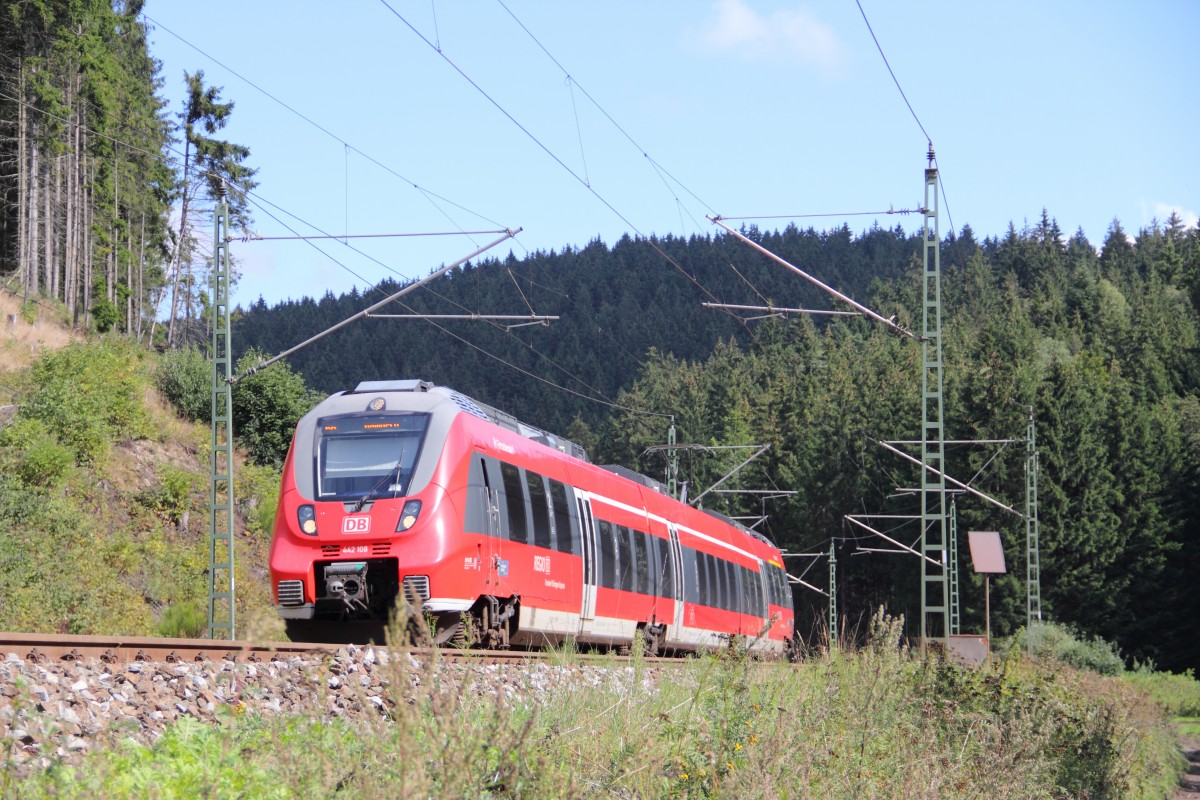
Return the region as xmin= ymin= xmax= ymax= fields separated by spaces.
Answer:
xmin=43 ymin=154 xmax=54 ymax=298
xmin=135 ymin=212 xmax=145 ymax=338
xmin=67 ymin=99 xmax=81 ymax=324
xmin=51 ymin=154 xmax=62 ymax=299
xmin=16 ymin=62 xmax=27 ymax=301
xmin=110 ymin=143 xmax=118 ymax=304
xmin=82 ymin=152 xmax=91 ymax=329
xmin=27 ymin=121 xmax=40 ymax=300
xmin=166 ymin=138 xmax=192 ymax=348
xmin=126 ymin=220 xmax=133 ymax=332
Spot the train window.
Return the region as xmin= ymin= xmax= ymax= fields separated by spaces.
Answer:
xmin=703 ymin=554 xmax=717 ymax=609
xmin=715 ymin=556 xmax=724 ymax=614
xmin=633 ymin=531 xmax=650 ymax=595
xmin=598 ymin=520 xmax=616 ymax=589
xmin=315 ymin=412 xmax=429 ymax=501
xmin=724 ymin=561 xmax=734 ymax=618
xmin=656 ymin=536 xmax=673 ymax=599
xmin=710 ymin=554 xmax=720 ymax=609
xmin=499 ymin=462 xmax=528 ymax=544
xmin=753 ymin=568 xmax=764 ymax=615
xmin=735 ymin=566 xmax=746 ymax=615
xmin=726 ymin=561 xmax=738 ymax=613
xmin=616 ymin=527 xmax=634 ymax=593
xmin=682 ymin=547 xmax=698 ymax=604
xmin=526 ymin=471 xmax=552 ymax=549
xmin=548 ymin=480 xmax=577 ymax=555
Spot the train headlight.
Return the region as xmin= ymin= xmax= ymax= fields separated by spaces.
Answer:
xmin=297 ymin=504 xmax=318 ymax=535
xmin=396 ymin=499 xmax=422 ymax=531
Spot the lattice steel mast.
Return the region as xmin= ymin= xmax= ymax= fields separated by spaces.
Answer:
xmin=1026 ymin=406 xmax=1042 ymax=629
xmin=208 ymin=193 xmax=236 ymax=639
xmin=920 ymin=148 xmax=949 ymax=645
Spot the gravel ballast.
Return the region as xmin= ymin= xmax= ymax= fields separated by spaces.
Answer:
xmin=0 ymin=646 xmax=656 ymax=776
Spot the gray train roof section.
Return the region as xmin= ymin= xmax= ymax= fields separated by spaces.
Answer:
xmin=288 ymin=380 xmax=594 ymax=500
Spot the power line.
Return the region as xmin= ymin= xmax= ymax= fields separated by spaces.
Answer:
xmin=854 ymin=0 xmax=931 ymax=146
xmin=240 ymin=230 xmax=508 ymax=242
xmin=141 ymin=13 xmax=507 ymax=241
xmin=718 ymin=208 xmax=923 ymax=222
xmin=242 ymin=194 xmax=639 ymax=414
xmin=493 ymin=0 xmax=718 ymax=219
xmin=376 ymin=1 xmax=756 ymax=341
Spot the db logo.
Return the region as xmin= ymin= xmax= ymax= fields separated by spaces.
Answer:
xmin=342 ymin=516 xmax=371 ymax=534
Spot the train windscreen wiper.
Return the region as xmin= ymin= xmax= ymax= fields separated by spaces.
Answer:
xmin=350 ymin=447 xmax=408 ymax=513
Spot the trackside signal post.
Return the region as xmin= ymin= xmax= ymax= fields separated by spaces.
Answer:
xmin=920 ymin=150 xmax=950 ymax=646
xmin=208 ymin=195 xmax=236 ymax=639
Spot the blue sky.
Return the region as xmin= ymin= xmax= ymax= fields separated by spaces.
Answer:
xmin=144 ymin=1 xmax=1199 ymax=310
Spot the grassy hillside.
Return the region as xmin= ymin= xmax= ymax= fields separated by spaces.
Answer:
xmin=0 ymin=291 xmax=281 ymax=641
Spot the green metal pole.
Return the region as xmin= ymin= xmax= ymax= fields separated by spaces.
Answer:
xmin=920 ymin=148 xmax=949 ymax=647
xmin=207 ymin=193 xmax=236 ymax=639
xmin=1026 ymin=406 xmax=1041 ymax=631
xmin=949 ymin=497 xmax=959 ymax=635
xmin=829 ymin=540 xmax=837 ymax=652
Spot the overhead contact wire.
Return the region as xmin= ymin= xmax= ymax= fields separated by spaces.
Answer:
xmin=854 ymin=0 xmax=931 ymax=147
xmin=142 ymin=13 xmax=506 ymax=241
xmin=378 ymin=1 xmax=755 ymax=339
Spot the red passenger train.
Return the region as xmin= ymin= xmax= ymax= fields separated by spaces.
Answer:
xmin=269 ymin=380 xmax=794 ymax=656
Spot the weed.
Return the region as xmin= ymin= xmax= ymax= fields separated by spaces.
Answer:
xmin=155 ymin=601 xmax=207 ymax=639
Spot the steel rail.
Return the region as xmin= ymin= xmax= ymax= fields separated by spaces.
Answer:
xmin=0 ymin=632 xmax=675 ymax=667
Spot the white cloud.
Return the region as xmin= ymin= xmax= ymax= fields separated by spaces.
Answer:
xmin=686 ymin=0 xmax=845 ymax=72
xmin=1153 ymin=202 xmax=1198 ymax=231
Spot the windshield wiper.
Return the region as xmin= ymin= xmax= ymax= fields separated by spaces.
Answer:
xmin=351 ymin=461 xmax=404 ymax=513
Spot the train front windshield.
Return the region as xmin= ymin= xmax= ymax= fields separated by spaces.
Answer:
xmin=314 ymin=413 xmax=430 ymax=501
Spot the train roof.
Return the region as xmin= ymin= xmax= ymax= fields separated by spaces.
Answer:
xmin=349 ymin=380 xmax=591 ymax=463
xmin=321 ymin=382 xmax=782 ymax=552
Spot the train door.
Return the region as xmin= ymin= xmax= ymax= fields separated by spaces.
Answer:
xmin=666 ymin=525 xmax=685 ymax=640
xmin=577 ymin=495 xmax=598 ymax=621
xmin=475 ymin=456 xmax=502 ymax=592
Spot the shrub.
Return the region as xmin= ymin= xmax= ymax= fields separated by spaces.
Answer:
xmin=1125 ymin=667 xmax=1200 ymax=717
xmin=232 ymin=349 xmax=323 ymax=468
xmin=138 ymin=464 xmax=198 ymax=524
xmin=156 ymin=601 xmax=207 ymax=639
xmin=90 ymin=298 xmax=120 ymax=333
xmin=236 ymin=462 xmax=281 ymax=539
xmin=24 ymin=339 xmax=151 ymax=464
xmin=1022 ymin=621 xmax=1125 ymax=676
xmin=0 ymin=417 xmax=74 ymax=487
xmin=154 ymin=346 xmax=211 ymax=422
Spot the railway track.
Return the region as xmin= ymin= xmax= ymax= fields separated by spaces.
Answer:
xmin=0 ymin=631 xmax=666 ymax=666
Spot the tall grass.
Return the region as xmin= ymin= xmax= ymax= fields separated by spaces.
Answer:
xmin=10 ymin=609 xmax=1183 ymax=799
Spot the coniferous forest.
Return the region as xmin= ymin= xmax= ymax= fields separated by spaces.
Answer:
xmin=2 ymin=2 xmax=1199 ymax=674
xmin=238 ymin=218 xmax=1200 ymax=673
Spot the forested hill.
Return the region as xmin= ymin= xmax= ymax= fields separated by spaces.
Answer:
xmin=233 ymin=223 xmax=921 ymax=432
xmin=3 ymin=0 xmax=1198 ymax=677
xmin=238 ymin=216 xmax=1200 ymax=673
